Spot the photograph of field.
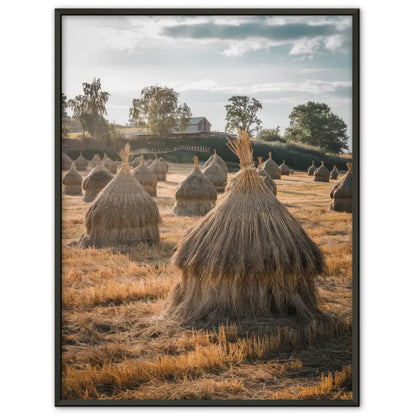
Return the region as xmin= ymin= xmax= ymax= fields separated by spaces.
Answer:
xmin=58 ymin=10 xmax=357 ymax=404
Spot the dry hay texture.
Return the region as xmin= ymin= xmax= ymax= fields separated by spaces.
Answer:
xmin=280 ymin=160 xmax=290 ymax=176
xmin=166 ymin=131 xmax=326 ymax=327
xmin=145 ymin=159 xmax=153 ymax=167
xmin=330 ymin=163 xmax=352 ymax=213
xmin=82 ymin=156 xmax=114 ymax=203
xmin=132 ymin=155 xmax=158 ymax=197
xmin=173 ymin=156 xmax=217 ymax=217
xmin=102 ymin=154 xmax=117 ymax=174
xmin=63 ymin=164 xmax=83 ymax=195
xmin=79 ymin=144 xmax=161 ymax=249
xmin=330 ymin=166 xmax=339 ymax=180
xmin=202 ymin=154 xmax=227 ymax=192
xmin=204 ymin=149 xmax=228 ymax=173
xmin=62 ymin=153 xmax=72 ymax=170
xmin=90 ymin=154 xmax=99 ymax=168
xmin=150 ymin=154 xmax=168 ymax=181
xmin=308 ymin=161 xmax=316 ymax=176
xmin=263 ymin=152 xmax=281 ymax=179
xmin=131 ymin=156 xmax=142 ymax=168
xmin=314 ymin=161 xmax=330 ymax=182
xmin=257 ymin=157 xmax=277 ymax=196
xmin=74 ymin=153 xmax=88 ymax=171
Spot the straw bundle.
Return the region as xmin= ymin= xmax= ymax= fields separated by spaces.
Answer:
xmin=330 ymin=166 xmax=339 ymax=180
xmin=166 ymin=130 xmax=325 ymax=326
xmin=74 ymin=153 xmax=88 ymax=171
xmin=202 ymin=153 xmax=227 ymax=192
xmin=330 ymin=163 xmax=352 ymax=213
xmin=314 ymin=161 xmax=330 ymax=182
xmin=132 ymin=156 xmax=142 ymax=168
xmin=62 ymin=153 xmax=72 ymax=170
xmin=102 ymin=153 xmax=117 ymax=174
xmin=307 ymin=161 xmax=316 ymax=176
xmin=145 ymin=159 xmax=153 ymax=167
xmin=133 ymin=155 xmax=158 ymax=196
xmin=204 ymin=150 xmax=228 ymax=173
xmin=257 ymin=157 xmax=277 ymax=196
xmin=173 ymin=156 xmax=217 ymax=217
xmin=159 ymin=157 xmax=169 ymax=173
xmin=279 ymin=160 xmax=290 ymax=176
xmin=82 ymin=155 xmax=114 ymax=202
xmin=79 ymin=144 xmax=161 ymax=248
xmin=263 ymin=152 xmax=281 ymax=179
xmin=90 ymin=154 xmax=99 ymax=168
xmin=63 ymin=163 xmax=83 ymax=195
xmin=149 ymin=153 xmax=168 ymax=181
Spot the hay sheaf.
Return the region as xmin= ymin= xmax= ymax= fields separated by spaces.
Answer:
xmin=330 ymin=163 xmax=352 ymax=213
xmin=204 ymin=150 xmax=228 ymax=173
xmin=145 ymin=159 xmax=153 ymax=167
xmin=62 ymin=153 xmax=72 ymax=170
xmin=74 ymin=153 xmax=88 ymax=171
xmin=150 ymin=154 xmax=168 ymax=181
xmin=166 ymin=131 xmax=325 ymax=326
xmin=263 ymin=152 xmax=281 ymax=179
xmin=132 ymin=156 xmax=142 ymax=168
xmin=63 ymin=164 xmax=83 ymax=195
xmin=102 ymin=154 xmax=117 ymax=174
xmin=257 ymin=157 xmax=277 ymax=196
xmin=314 ymin=161 xmax=330 ymax=182
xmin=279 ymin=160 xmax=290 ymax=176
xmin=82 ymin=156 xmax=114 ymax=203
xmin=79 ymin=144 xmax=161 ymax=249
xmin=330 ymin=166 xmax=339 ymax=180
xmin=202 ymin=154 xmax=227 ymax=192
xmin=307 ymin=161 xmax=316 ymax=176
xmin=173 ymin=156 xmax=217 ymax=217
xmin=133 ymin=155 xmax=158 ymax=196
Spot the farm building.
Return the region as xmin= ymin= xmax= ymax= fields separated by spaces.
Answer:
xmin=176 ymin=117 xmax=211 ymax=134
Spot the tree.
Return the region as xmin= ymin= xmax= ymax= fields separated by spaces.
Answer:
xmin=259 ymin=126 xmax=285 ymax=142
xmin=68 ymin=78 xmax=110 ymax=139
xmin=224 ymin=96 xmax=262 ymax=134
xmin=285 ymin=102 xmax=349 ymax=153
xmin=61 ymin=93 xmax=68 ymax=118
xmin=129 ymin=86 xmax=192 ymax=136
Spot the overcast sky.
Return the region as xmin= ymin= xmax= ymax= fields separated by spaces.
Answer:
xmin=62 ymin=15 xmax=352 ymax=145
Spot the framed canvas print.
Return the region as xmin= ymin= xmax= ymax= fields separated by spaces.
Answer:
xmin=56 ymin=8 xmax=359 ymax=406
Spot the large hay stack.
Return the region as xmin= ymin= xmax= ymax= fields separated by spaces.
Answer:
xmin=166 ymin=131 xmax=325 ymax=326
xmin=133 ymin=155 xmax=158 ymax=196
xmin=257 ymin=157 xmax=277 ymax=196
xmin=202 ymin=153 xmax=227 ymax=192
xmin=314 ymin=161 xmax=330 ymax=182
xmin=150 ymin=154 xmax=168 ymax=181
xmin=173 ymin=156 xmax=217 ymax=217
xmin=79 ymin=144 xmax=161 ymax=248
xmin=330 ymin=166 xmax=339 ymax=180
xmin=330 ymin=163 xmax=352 ymax=213
xmin=63 ymin=164 xmax=83 ymax=195
xmin=279 ymin=160 xmax=290 ymax=176
xmin=82 ymin=156 xmax=114 ymax=203
xmin=204 ymin=149 xmax=228 ymax=174
xmin=62 ymin=153 xmax=72 ymax=170
xmin=74 ymin=153 xmax=88 ymax=171
xmin=307 ymin=161 xmax=316 ymax=176
xmin=263 ymin=152 xmax=281 ymax=179
xmin=102 ymin=153 xmax=117 ymax=174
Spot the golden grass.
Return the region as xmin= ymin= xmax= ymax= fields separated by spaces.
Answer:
xmin=61 ymin=166 xmax=353 ymax=401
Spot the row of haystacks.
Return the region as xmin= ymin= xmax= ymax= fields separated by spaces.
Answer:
xmin=308 ymin=160 xmax=340 ymax=181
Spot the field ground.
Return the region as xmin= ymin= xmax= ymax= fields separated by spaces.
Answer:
xmin=61 ymin=163 xmax=353 ymax=401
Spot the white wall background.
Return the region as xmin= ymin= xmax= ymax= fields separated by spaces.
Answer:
xmin=1 ymin=1 xmax=415 ymax=415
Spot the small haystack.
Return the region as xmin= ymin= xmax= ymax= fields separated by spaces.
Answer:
xmin=173 ymin=156 xmax=217 ymax=217
xmin=159 ymin=157 xmax=169 ymax=173
xmin=62 ymin=153 xmax=72 ymax=170
xmin=257 ymin=157 xmax=277 ymax=196
xmin=79 ymin=144 xmax=161 ymax=249
xmin=330 ymin=163 xmax=352 ymax=213
xmin=90 ymin=154 xmax=100 ymax=168
xmin=82 ymin=155 xmax=114 ymax=202
xmin=133 ymin=155 xmax=158 ymax=196
xmin=263 ymin=152 xmax=281 ymax=179
xmin=74 ymin=153 xmax=88 ymax=171
xmin=132 ymin=156 xmax=142 ymax=168
xmin=202 ymin=153 xmax=227 ymax=192
xmin=102 ymin=153 xmax=117 ymax=174
xmin=307 ymin=161 xmax=316 ymax=176
xmin=204 ymin=149 xmax=228 ymax=173
xmin=314 ymin=161 xmax=330 ymax=182
xmin=145 ymin=159 xmax=153 ymax=167
xmin=149 ymin=153 xmax=168 ymax=181
xmin=63 ymin=164 xmax=83 ymax=195
xmin=279 ymin=160 xmax=290 ymax=175
xmin=166 ymin=130 xmax=325 ymax=326
xmin=330 ymin=166 xmax=339 ymax=180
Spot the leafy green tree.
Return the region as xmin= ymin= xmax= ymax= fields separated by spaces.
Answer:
xmin=259 ymin=126 xmax=285 ymax=142
xmin=129 ymin=86 xmax=192 ymax=136
xmin=61 ymin=93 xmax=68 ymax=118
xmin=285 ymin=102 xmax=348 ymax=153
xmin=68 ymin=78 xmax=110 ymax=139
xmin=225 ymin=96 xmax=262 ymax=134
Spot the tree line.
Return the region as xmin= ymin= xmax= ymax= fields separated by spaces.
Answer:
xmin=62 ymin=78 xmax=349 ymax=153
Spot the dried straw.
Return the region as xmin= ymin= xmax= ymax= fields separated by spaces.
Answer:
xmin=279 ymin=160 xmax=290 ymax=176
xmin=102 ymin=153 xmax=117 ymax=174
xmin=74 ymin=153 xmax=88 ymax=171
xmin=82 ymin=155 xmax=113 ymax=202
xmin=63 ymin=163 xmax=83 ymax=195
xmin=263 ymin=152 xmax=281 ymax=179
xmin=204 ymin=149 xmax=228 ymax=173
xmin=330 ymin=163 xmax=352 ymax=213
xmin=307 ymin=161 xmax=316 ymax=176
xmin=202 ymin=153 xmax=227 ymax=192
xmin=330 ymin=166 xmax=339 ymax=180
xmin=62 ymin=153 xmax=72 ymax=170
xmin=133 ymin=155 xmax=158 ymax=196
xmin=314 ymin=161 xmax=330 ymax=182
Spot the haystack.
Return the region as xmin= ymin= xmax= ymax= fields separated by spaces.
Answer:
xmin=159 ymin=157 xmax=169 ymax=173
xmin=62 ymin=153 xmax=72 ymax=170
xmin=63 ymin=164 xmax=83 ymax=195
xmin=149 ymin=153 xmax=168 ymax=181
xmin=173 ymin=156 xmax=217 ymax=217
xmin=257 ymin=157 xmax=277 ymax=196
xmin=307 ymin=161 xmax=316 ymax=176
xmin=79 ymin=144 xmax=161 ymax=248
xmin=263 ymin=152 xmax=281 ymax=179
xmin=279 ymin=160 xmax=290 ymax=175
xmin=145 ymin=159 xmax=153 ymax=167
xmin=102 ymin=153 xmax=117 ymax=174
xmin=132 ymin=156 xmax=142 ymax=168
xmin=204 ymin=149 xmax=228 ymax=173
xmin=82 ymin=155 xmax=114 ymax=202
xmin=202 ymin=153 xmax=227 ymax=192
xmin=330 ymin=163 xmax=352 ymax=213
xmin=314 ymin=161 xmax=330 ymax=182
xmin=166 ymin=131 xmax=325 ymax=326
xmin=74 ymin=153 xmax=88 ymax=171
xmin=330 ymin=166 xmax=339 ymax=180
xmin=133 ymin=155 xmax=158 ymax=196
xmin=90 ymin=154 xmax=99 ymax=168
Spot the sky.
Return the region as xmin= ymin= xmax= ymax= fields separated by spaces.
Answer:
xmin=62 ymin=15 xmax=352 ymax=146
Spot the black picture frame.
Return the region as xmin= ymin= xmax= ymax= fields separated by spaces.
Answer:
xmin=55 ymin=8 xmax=359 ymax=406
